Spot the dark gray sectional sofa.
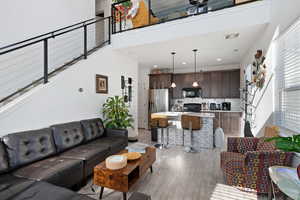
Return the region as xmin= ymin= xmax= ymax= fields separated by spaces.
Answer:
xmin=0 ymin=118 xmax=128 ymax=200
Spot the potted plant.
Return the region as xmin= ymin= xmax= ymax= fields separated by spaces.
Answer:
xmin=266 ymin=134 xmax=300 ymax=179
xmin=102 ymin=96 xmax=134 ymax=130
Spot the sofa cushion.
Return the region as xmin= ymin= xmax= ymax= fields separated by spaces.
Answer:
xmin=60 ymin=144 xmax=110 ymax=176
xmin=0 ymin=174 xmax=35 ymax=200
xmin=257 ymin=137 xmax=276 ymax=151
xmin=51 ymin=122 xmax=85 ymax=153
xmin=80 ymin=118 xmax=105 ymax=142
xmin=10 ymin=181 xmax=94 ymax=200
xmin=88 ymin=136 xmax=127 ymax=154
xmin=0 ymin=142 xmax=9 ymax=174
xmin=2 ymin=128 xmax=56 ymax=169
xmin=13 ymin=156 xmax=83 ymax=188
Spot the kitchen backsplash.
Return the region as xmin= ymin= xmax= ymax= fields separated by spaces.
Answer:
xmin=172 ymin=98 xmax=241 ymax=112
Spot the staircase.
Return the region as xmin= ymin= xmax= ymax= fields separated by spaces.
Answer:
xmin=0 ymin=17 xmax=112 ymax=108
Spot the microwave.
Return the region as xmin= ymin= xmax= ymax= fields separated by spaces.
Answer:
xmin=182 ymin=88 xmax=202 ymax=98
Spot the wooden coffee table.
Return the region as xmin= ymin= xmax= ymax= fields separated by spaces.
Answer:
xmin=93 ymin=147 xmax=156 ymax=200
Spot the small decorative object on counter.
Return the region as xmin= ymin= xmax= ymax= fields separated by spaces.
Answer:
xmin=105 ymin=155 xmax=127 ymax=170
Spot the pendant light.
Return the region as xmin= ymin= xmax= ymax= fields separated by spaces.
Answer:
xmin=192 ymin=49 xmax=199 ymax=87
xmin=171 ymin=52 xmax=176 ymax=88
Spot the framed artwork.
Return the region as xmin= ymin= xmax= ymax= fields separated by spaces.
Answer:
xmin=96 ymin=74 xmax=108 ymax=94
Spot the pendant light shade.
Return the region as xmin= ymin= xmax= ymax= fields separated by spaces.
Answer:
xmin=171 ymin=52 xmax=176 ymax=88
xmin=192 ymin=81 xmax=199 ymax=87
xmin=192 ymin=49 xmax=199 ymax=87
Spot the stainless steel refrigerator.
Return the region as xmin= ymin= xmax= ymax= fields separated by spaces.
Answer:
xmin=148 ymin=89 xmax=169 ymax=141
xmin=149 ymin=89 xmax=169 ymax=114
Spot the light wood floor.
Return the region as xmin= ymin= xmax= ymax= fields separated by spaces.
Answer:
xmin=79 ymin=129 xmax=270 ymax=200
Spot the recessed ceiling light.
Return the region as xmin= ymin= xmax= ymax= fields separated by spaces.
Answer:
xmin=153 ymin=65 xmax=158 ymax=68
xmin=234 ymin=49 xmax=239 ymax=52
xmin=182 ymin=62 xmax=187 ymax=65
xmin=217 ymin=58 xmax=222 ymax=62
xmin=225 ymin=33 xmax=240 ymax=40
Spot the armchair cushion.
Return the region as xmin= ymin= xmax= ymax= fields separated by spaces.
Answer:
xmin=256 ymin=137 xmax=276 ymax=151
xmin=227 ymin=137 xmax=259 ymax=153
xmin=220 ymin=152 xmax=245 ymax=169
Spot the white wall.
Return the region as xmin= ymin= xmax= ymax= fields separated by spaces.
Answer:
xmin=0 ymin=0 xmax=98 ymax=103
xmin=241 ymin=0 xmax=300 ymax=137
xmin=0 ymin=0 xmax=95 ymax=46
xmin=112 ymin=1 xmax=270 ymax=49
xmin=0 ymin=46 xmax=139 ymax=137
xmin=138 ymin=67 xmax=150 ymax=129
xmin=95 ymin=0 xmax=106 ymax=14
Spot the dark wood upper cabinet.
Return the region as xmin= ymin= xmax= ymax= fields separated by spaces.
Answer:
xmin=210 ymin=71 xmax=223 ymax=98
xmin=149 ymin=69 xmax=240 ymax=98
xmin=229 ymin=70 xmax=241 ymax=98
xmin=149 ymin=74 xmax=172 ymax=89
xmin=200 ymin=72 xmax=211 ymax=98
xmin=208 ymin=69 xmax=240 ymax=98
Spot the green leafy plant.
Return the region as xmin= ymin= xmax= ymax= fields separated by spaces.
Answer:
xmin=266 ymin=134 xmax=300 ymax=153
xmin=102 ymin=96 xmax=134 ymax=129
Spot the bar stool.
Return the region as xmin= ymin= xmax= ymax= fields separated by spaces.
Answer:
xmin=181 ymin=115 xmax=203 ymax=152
xmin=151 ymin=114 xmax=170 ymax=149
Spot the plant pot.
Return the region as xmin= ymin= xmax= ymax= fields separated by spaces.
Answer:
xmin=297 ymin=164 xmax=300 ymax=179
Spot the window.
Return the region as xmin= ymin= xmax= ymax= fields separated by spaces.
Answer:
xmin=275 ymin=18 xmax=300 ymax=133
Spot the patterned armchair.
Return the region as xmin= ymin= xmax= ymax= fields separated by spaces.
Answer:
xmin=220 ymin=137 xmax=294 ymax=194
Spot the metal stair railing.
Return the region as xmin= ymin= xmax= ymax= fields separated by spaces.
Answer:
xmin=0 ymin=16 xmax=112 ymax=106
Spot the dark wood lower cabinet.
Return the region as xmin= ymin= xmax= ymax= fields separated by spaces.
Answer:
xmin=205 ymin=112 xmax=241 ymax=136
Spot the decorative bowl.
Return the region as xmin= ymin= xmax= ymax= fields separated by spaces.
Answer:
xmin=122 ymin=152 xmax=142 ymax=161
xmin=105 ymin=155 xmax=127 ymax=170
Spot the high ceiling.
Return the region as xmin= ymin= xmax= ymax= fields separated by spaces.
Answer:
xmin=118 ymin=23 xmax=267 ymax=70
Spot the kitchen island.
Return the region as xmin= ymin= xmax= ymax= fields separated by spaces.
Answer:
xmin=152 ymin=112 xmax=215 ymax=150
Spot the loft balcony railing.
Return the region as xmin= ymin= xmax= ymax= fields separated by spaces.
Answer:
xmin=111 ymin=0 xmax=260 ymax=34
xmin=0 ymin=17 xmax=111 ymax=105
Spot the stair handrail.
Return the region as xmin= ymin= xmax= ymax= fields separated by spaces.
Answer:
xmin=0 ymin=16 xmax=112 ymax=105
xmin=0 ymin=17 xmax=111 ymax=55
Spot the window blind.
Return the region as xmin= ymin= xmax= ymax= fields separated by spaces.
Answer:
xmin=275 ymin=18 xmax=300 ymax=133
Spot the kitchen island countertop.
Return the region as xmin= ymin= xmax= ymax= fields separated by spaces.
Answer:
xmin=152 ymin=112 xmax=215 ymax=118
